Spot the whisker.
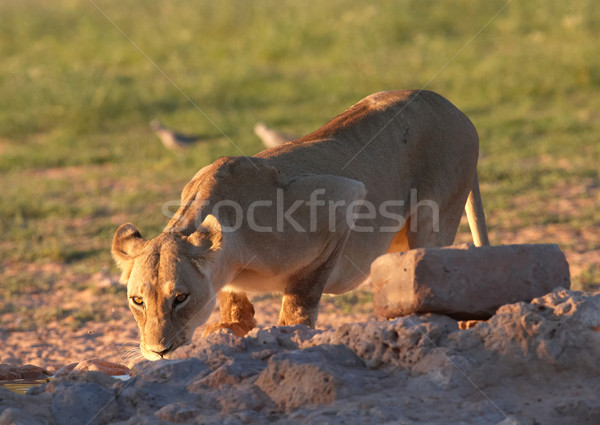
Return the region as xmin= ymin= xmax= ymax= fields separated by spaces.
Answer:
xmin=118 ymin=345 xmax=143 ymax=368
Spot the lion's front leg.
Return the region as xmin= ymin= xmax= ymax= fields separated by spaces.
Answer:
xmin=202 ymin=290 xmax=257 ymax=337
xmin=278 ymin=243 xmax=343 ymax=328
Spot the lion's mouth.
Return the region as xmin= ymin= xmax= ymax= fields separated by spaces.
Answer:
xmin=140 ymin=342 xmax=175 ymax=360
xmin=139 ymin=334 xmax=193 ymax=360
xmin=154 ymin=343 xmax=174 ymax=358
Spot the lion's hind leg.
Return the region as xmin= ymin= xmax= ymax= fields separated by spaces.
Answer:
xmin=202 ymin=290 xmax=257 ymax=337
xmin=405 ymin=194 xmax=466 ymax=249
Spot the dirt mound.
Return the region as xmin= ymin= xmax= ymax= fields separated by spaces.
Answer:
xmin=1 ymin=289 xmax=599 ymax=425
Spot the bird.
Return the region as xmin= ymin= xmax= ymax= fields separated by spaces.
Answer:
xmin=150 ymin=120 xmax=203 ymax=151
xmin=253 ymin=122 xmax=297 ymax=149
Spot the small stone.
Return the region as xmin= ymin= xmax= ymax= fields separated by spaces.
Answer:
xmin=55 ymin=359 xmax=129 ymax=377
xmin=0 ymin=364 xmax=51 ymax=381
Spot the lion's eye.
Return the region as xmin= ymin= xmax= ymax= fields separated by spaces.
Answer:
xmin=131 ymin=296 xmax=144 ymax=306
xmin=174 ymin=293 xmax=188 ymax=305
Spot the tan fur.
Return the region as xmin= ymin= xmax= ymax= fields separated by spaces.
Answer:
xmin=113 ymin=90 xmax=489 ymax=360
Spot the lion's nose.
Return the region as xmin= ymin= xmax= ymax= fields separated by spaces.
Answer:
xmin=151 ymin=344 xmax=173 ymax=358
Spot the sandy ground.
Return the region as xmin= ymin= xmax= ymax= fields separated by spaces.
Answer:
xmin=1 ymin=245 xmax=598 ymax=374
xmin=0 ymin=287 xmax=378 ymax=373
xmin=3 ymin=289 xmax=599 ymax=425
xmin=2 ymin=244 xmax=596 ymax=374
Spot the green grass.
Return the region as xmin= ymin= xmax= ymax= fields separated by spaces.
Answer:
xmin=0 ymin=0 xmax=599 ymax=310
xmin=323 ymin=290 xmax=374 ymax=315
xmin=576 ymin=264 xmax=600 ymax=292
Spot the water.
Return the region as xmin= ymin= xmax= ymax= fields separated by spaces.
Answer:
xmin=1 ymin=374 xmax=129 ymax=394
xmin=0 ymin=378 xmax=53 ymax=395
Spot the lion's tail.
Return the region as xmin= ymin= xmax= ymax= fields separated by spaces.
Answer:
xmin=465 ymin=171 xmax=490 ymax=247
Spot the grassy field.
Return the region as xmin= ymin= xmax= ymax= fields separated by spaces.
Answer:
xmin=1 ymin=0 xmax=599 ymax=328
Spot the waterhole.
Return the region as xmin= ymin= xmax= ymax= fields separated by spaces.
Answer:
xmin=0 ymin=378 xmax=54 ymax=394
xmin=1 ymin=374 xmax=129 ymax=394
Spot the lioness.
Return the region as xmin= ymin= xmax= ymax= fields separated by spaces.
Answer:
xmin=113 ymin=90 xmax=489 ymax=360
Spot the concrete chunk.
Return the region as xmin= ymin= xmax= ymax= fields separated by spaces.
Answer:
xmin=371 ymin=244 xmax=570 ymax=320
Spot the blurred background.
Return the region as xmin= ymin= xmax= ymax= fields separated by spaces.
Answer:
xmin=1 ymin=0 xmax=598 ymax=332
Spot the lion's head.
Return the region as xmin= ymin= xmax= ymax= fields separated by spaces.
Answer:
xmin=111 ymin=215 xmax=222 ymax=360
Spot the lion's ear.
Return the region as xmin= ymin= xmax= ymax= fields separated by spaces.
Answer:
xmin=184 ymin=214 xmax=222 ymax=256
xmin=112 ymin=224 xmax=146 ymax=283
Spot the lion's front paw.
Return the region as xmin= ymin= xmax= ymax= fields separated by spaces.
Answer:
xmin=202 ymin=321 xmax=254 ymax=337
